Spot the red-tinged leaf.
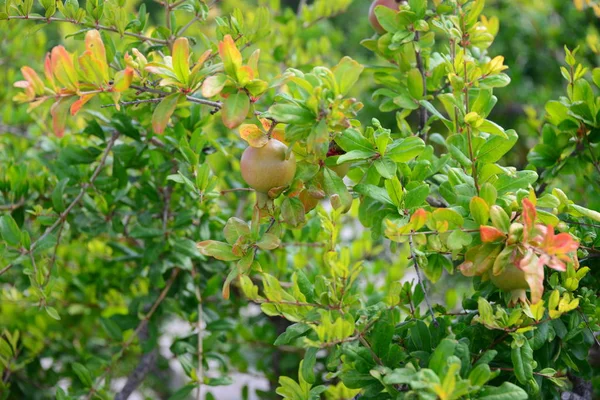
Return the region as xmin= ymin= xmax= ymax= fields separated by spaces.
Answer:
xmin=84 ymin=30 xmax=109 ymax=82
xmin=522 ymin=199 xmax=536 ymax=241
xmin=480 ymin=225 xmax=506 ymax=243
xmin=221 ymin=92 xmax=250 ymax=129
xmin=219 ymin=34 xmax=242 ymax=80
xmin=13 ymin=80 xmax=35 ymax=102
xmin=519 ymin=249 xmax=543 ymax=304
xmin=239 ymin=124 xmax=268 ymax=147
xmin=44 ymin=53 xmax=56 ymax=90
xmin=152 ymin=93 xmax=181 ymax=134
xmin=197 ymin=240 xmax=239 ymax=261
xmin=190 ymin=49 xmax=213 ymax=76
xmin=112 ymin=67 xmax=134 ymax=92
xmin=236 ymin=65 xmax=255 ymax=86
xmin=410 ymin=209 xmax=428 ymax=231
xmin=70 ymin=94 xmax=95 ymax=116
xmin=201 ymin=74 xmax=227 ymax=98
xmin=51 ymin=97 xmax=77 ymax=137
xmin=78 ymin=51 xmax=107 ymax=86
xmin=172 ymin=37 xmax=190 ymax=85
xmin=543 ymin=227 xmax=579 ymax=255
xmin=50 ymin=46 xmax=79 ymax=91
xmin=21 ymin=67 xmax=45 ymax=95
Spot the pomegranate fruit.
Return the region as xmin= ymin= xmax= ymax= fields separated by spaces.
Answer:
xmin=490 ymin=263 xmax=529 ymax=304
xmin=368 ymin=0 xmax=402 ymax=34
xmin=240 ymin=139 xmax=296 ymax=193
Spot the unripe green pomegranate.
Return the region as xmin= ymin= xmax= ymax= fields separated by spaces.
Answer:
xmin=240 ymin=139 xmax=296 ymax=193
xmin=368 ymin=0 xmax=402 ymax=34
xmin=490 ymin=263 xmax=528 ymax=304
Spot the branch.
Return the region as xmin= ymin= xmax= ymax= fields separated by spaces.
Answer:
xmin=408 ymin=232 xmax=438 ymax=327
xmin=0 ymin=131 xmax=120 ymax=277
xmin=6 ymin=16 xmax=168 ymax=45
xmin=414 ymin=31 xmax=428 ymax=139
xmin=129 ymin=84 xmax=223 ymax=108
xmin=86 ymin=267 xmax=181 ymax=399
xmin=191 ymin=266 xmax=203 ymax=400
xmin=114 ymin=324 xmax=158 ymax=400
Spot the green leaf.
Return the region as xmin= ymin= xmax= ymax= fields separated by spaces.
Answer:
xmin=374 ymin=157 xmax=397 ymax=179
xmin=45 ymin=306 xmax=60 ymax=320
xmin=323 ymin=168 xmax=352 ymax=212
xmin=302 ymin=347 xmax=318 ymax=384
xmin=374 ymin=5 xmax=400 ymax=32
xmin=197 ymin=240 xmax=239 ymax=261
xmin=52 ymin=178 xmax=70 ymax=213
xmin=168 ymin=384 xmax=196 ymax=400
xmin=478 ymin=120 xmax=507 ymax=138
xmin=0 ymin=215 xmax=21 ymax=247
xmin=468 ymin=363 xmax=492 ymax=387
xmin=478 ymin=382 xmax=528 ymax=400
xmin=274 ymin=323 xmax=311 ymax=346
xmin=429 ymin=338 xmax=456 ymax=375
xmin=494 ymin=171 xmax=538 ymax=195
xmin=404 ymin=183 xmax=429 ymax=209
xmin=337 ymin=150 xmax=376 ymax=163
xmin=354 ymin=184 xmax=394 ymax=206
xmin=172 ymin=37 xmax=190 ymax=85
xmin=267 ymin=104 xmax=315 ymax=125
xmin=569 ymin=204 xmax=600 ymax=222
xmin=332 ymin=56 xmax=364 ymax=96
xmin=479 ymin=74 xmax=511 ymax=89
xmin=335 ymin=128 xmax=375 ymax=153
xmin=470 ymin=196 xmax=490 ymax=225
xmin=407 ymin=68 xmax=423 ymax=99
xmin=152 ymin=93 xmax=180 ymax=134
xmin=447 ymin=229 xmax=472 ymax=250
xmin=100 ymin=318 xmax=123 ymax=341
xmin=511 ymin=337 xmax=533 ymax=384
xmin=281 ymin=197 xmax=306 ymax=227
xmin=256 ymin=233 xmax=281 ymax=250
xmin=72 ymin=363 xmax=93 ymax=387
xmin=386 ymin=136 xmax=425 ymax=162
xmin=222 ymin=92 xmax=250 ymax=129
xmin=224 ymin=217 xmax=251 ymax=244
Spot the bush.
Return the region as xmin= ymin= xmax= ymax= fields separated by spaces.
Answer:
xmin=1 ymin=0 xmax=600 ymax=399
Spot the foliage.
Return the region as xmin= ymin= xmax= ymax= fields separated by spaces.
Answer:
xmin=1 ymin=0 xmax=600 ymax=399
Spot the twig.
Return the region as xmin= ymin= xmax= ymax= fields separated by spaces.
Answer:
xmin=101 ymin=98 xmax=162 ymax=108
xmin=191 ymin=266 xmax=203 ymax=400
xmin=129 ymin=84 xmax=222 ymax=108
xmin=220 ymin=187 xmax=255 ymax=195
xmin=0 ymin=132 xmax=119 ymax=277
xmin=42 ymin=221 xmax=65 ymax=288
xmin=85 ymin=268 xmax=181 ymax=399
xmin=6 ymin=16 xmax=168 ymax=45
xmin=408 ymin=232 xmax=438 ymax=327
xmin=0 ymin=198 xmax=25 ymax=211
xmin=114 ymin=324 xmax=157 ymax=400
xmin=414 ymin=31 xmax=428 ymax=139
xmin=578 ymin=308 xmax=600 ymax=347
